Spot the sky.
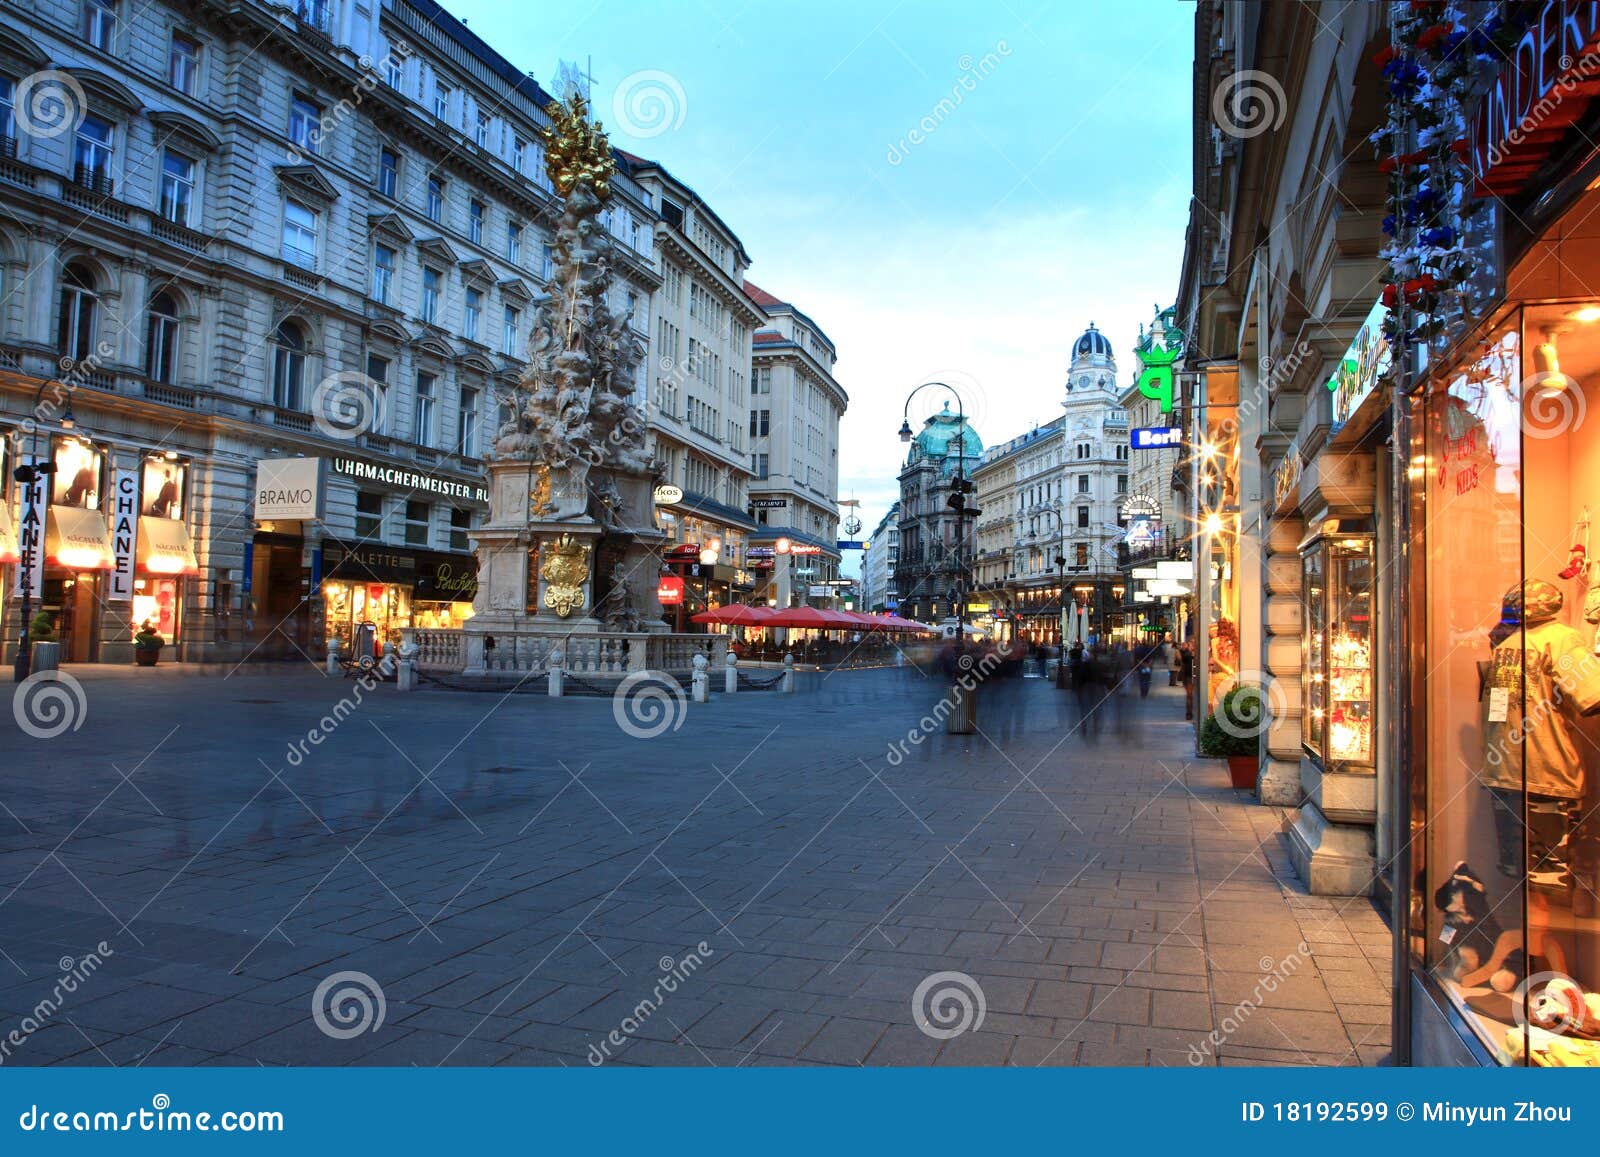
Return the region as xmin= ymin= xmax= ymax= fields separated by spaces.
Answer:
xmin=448 ymin=0 xmax=1194 ymax=558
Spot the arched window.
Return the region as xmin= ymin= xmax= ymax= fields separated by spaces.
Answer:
xmin=57 ymin=261 xmax=98 ymax=362
xmin=146 ymin=290 xmax=180 ymax=383
xmin=272 ymin=321 xmax=306 ymax=410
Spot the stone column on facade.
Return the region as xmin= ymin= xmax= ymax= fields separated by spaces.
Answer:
xmin=1287 ymin=447 xmax=1379 ymax=895
xmin=1260 ymin=498 xmax=1306 ymax=806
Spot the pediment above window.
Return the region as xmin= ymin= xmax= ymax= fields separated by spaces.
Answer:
xmin=274 ymin=163 xmax=339 ymax=203
xmin=416 ymin=235 xmax=460 ymax=264
xmin=367 ymin=211 xmax=414 ymax=242
xmin=147 ymin=110 xmax=222 ymax=152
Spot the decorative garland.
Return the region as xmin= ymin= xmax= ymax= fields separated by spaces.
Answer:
xmin=1372 ymin=1 xmax=1537 ymax=352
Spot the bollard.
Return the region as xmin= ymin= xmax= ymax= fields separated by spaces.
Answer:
xmin=396 ymin=643 xmax=419 ymax=692
xmin=326 ymin=638 xmax=342 ymax=677
xmin=781 ymin=653 xmax=795 ymax=693
xmin=691 ymin=653 xmax=709 ymax=703
xmin=724 ymin=650 xmax=738 ymax=695
xmin=548 ymin=647 xmax=564 ymax=697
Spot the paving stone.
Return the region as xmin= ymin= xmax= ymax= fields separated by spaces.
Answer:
xmin=0 ymin=673 xmax=1392 ymax=1069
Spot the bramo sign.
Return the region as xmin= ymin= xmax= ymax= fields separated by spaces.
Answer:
xmin=1471 ymin=1 xmax=1600 ymax=197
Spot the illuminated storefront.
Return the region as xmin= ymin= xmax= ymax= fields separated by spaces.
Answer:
xmin=321 ymin=539 xmax=477 ymax=657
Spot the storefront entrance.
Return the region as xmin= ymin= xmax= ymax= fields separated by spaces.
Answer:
xmin=249 ymin=537 xmax=310 ymax=661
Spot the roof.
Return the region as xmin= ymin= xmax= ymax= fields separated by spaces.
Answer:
xmin=911 ymin=406 xmax=982 ymax=464
xmin=743 ymin=280 xmax=785 ymax=309
xmin=753 ymin=331 xmax=785 ymax=345
xmin=617 ymin=153 xmax=753 ymax=266
xmin=1073 ymin=323 xmax=1115 ymax=361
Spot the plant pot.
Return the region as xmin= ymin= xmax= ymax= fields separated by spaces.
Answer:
xmin=134 ymin=649 xmax=160 ymax=667
xmin=1226 ymin=754 xmax=1258 ymax=790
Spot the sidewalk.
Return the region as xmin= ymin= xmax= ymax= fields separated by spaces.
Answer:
xmin=0 ymin=668 xmax=1391 ymax=1066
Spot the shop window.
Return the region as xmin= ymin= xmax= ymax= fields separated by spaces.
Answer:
xmin=145 ymin=290 xmax=180 ymax=384
xmin=53 ymin=438 xmax=103 ymax=508
xmin=449 ymin=507 xmax=471 ymax=551
xmin=1419 ymin=307 xmax=1600 ymax=1065
xmin=1301 ymin=526 xmax=1374 ymax=772
xmin=355 ymin=490 xmax=383 ymax=541
xmin=57 ymin=261 xmax=98 ymax=362
xmin=404 ymin=500 xmax=430 ymax=546
xmin=272 ymin=321 xmax=307 ymax=410
xmin=141 ymin=456 xmax=185 ymax=520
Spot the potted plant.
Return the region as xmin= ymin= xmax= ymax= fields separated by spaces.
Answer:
xmin=133 ymin=622 xmax=165 ymax=667
xmin=28 ymin=611 xmax=59 ymax=673
xmin=1199 ymin=685 xmax=1266 ymax=789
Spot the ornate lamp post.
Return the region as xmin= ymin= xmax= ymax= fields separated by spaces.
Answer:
xmin=1028 ymin=504 xmax=1069 ymax=684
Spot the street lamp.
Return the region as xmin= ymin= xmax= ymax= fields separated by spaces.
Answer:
xmin=897 ymin=383 xmax=972 ymax=634
xmin=13 ymin=380 xmax=75 ymax=681
xmin=1028 ymin=504 xmax=1070 ymax=686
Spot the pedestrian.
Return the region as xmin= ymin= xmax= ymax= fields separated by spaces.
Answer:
xmin=1178 ymin=643 xmax=1195 ymax=720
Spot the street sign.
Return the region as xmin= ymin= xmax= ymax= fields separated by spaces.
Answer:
xmin=1131 ymin=426 xmax=1183 ymax=450
xmin=836 ymin=540 xmax=864 ymax=550
xmin=750 ymin=498 xmax=788 ymax=509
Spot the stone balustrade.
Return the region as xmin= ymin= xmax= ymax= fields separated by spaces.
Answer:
xmin=400 ymin=628 xmax=724 ymax=676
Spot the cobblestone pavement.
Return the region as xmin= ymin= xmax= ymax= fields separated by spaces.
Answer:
xmin=0 ymin=664 xmax=1391 ymax=1067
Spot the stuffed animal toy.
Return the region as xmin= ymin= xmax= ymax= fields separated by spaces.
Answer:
xmin=1434 ymin=861 xmax=1520 ymax=986
xmin=1529 ymin=976 xmax=1600 ymax=1035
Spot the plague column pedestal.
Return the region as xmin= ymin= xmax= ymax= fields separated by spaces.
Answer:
xmin=460 ymin=460 xmax=670 ymax=676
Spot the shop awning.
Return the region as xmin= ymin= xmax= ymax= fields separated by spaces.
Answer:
xmin=46 ymin=506 xmax=114 ymax=570
xmin=0 ymin=501 xmax=17 ymax=564
xmin=137 ymin=516 xmax=199 ymax=575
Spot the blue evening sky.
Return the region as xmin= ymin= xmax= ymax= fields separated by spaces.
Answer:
xmin=446 ymin=0 xmax=1193 ymax=549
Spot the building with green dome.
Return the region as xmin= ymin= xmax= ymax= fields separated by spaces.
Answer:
xmin=895 ymin=403 xmax=983 ymax=623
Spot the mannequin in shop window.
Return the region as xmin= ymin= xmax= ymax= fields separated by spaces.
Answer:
xmin=1464 ymin=579 xmax=1600 ymax=993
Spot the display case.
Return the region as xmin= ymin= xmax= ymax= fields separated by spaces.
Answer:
xmin=1301 ymin=521 xmax=1375 ymax=773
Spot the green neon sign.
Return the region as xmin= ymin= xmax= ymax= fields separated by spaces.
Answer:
xmin=1135 ymin=337 xmax=1182 ymax=413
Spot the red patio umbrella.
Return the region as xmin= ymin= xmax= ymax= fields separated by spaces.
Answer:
xmin=691 ymin=604 xmax=776 ymax=626
xmin=763 ymin=606 xmax=856 ymax=630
